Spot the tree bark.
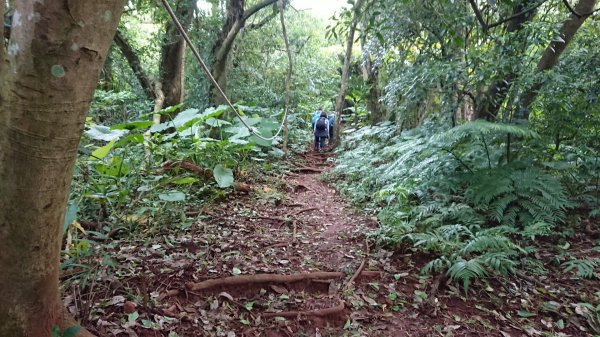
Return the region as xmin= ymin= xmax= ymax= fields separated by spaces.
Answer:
xmin=518 ymin=0 xmax=597 ymax=119
xmin=157 ymin=0 xmax=195 ymax=120
xmin=0 ymin=1 xmax=124 ymax=336
xmin=360 ymin=35 xmax=384 ymax=125
xmin=209 ymin=0 xmax=278 ymax=105
xmin=475 ymin=0 xmax=538 ymax=120
xmin=334 ymin=0 xmax=364 ymax=145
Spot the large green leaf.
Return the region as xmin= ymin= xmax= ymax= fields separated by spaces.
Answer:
xmin=85 ymin=125 xmax=127 ymax=141
xmin=63 ymin=201 xmax=79 ymax=234
xmin=111 ymin=121 xmax=153 ymax=131
xmin=158 ymin=190 xmax=186 ymax=202
xmin=90 ymin=140 xmax=116 ymax=160
xmin=213 ymin=164 xmax=234 ymax=188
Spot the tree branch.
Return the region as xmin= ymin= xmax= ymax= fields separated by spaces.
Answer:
xmin=468 ymin=0 xmax=488 ymax=31
xmin=242 ymin=0 xmax=279 ymax=22
xmin=561 ymin=0 xmax=599 ymax=17
xmin=113 ymin=30 xmax=155 ymax=100
xmin=247 ymin=10 xmax=278 ymax=30
xmin=488 ymin=0 xmax=548 ymax=29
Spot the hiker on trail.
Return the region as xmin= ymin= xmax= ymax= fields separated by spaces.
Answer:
xmin=314 ymin=111 xmax=329 ymax=151
xmin=311 ymin=106 xmax=324 ymax=129
xmin=328 ymin=111 xmax=335 ymax=145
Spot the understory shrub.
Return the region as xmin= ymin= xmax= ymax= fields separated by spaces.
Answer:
xmin=329 ymin=120 xmax=583 ymax=291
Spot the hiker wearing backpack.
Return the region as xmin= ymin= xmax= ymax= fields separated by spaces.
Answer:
xmin=311 ymin=107 xmax=324 ymax=129
xmin=328 ymin=111 xmax=335 ymax=145
xmin=314 ymin=111 xmax=329 ymax=151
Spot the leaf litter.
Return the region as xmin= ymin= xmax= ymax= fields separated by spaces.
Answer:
xmin=62 ymin=150 xmax=600 ymax=336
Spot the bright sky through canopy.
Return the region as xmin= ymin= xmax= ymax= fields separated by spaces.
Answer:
xmin=292 ymin=0 xmax=348 ymax=21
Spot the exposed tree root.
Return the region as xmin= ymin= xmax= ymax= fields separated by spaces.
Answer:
xmin=186 ymin=272 xmax=344 ymax=291
xmin=262 ymin=300 xmax=345 ymax=318
xmin=290 ymin=207 xmax=317 ymax=216
xmin=59 ymin=306 xmax=95 ymax=337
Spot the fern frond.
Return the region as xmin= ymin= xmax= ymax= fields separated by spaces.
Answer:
xmin=448 ymin=258 xmax=488 ymax=292
xmin=562 ymin=258 xmax=598 ymax=279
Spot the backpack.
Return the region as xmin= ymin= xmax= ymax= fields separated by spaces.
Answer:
xmin=316 ymin=117 xmax=327 ymax=131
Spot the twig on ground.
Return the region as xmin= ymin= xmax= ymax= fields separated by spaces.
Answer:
xmin=342 ymin=237 xmax=370 ymax=291
xmin=186 ymin=272 xmax=344 ymax=291
xmin=291 ymin=207 xmax=317 ymax=216
xmin=291 ymin=166 xmax=323 ymax=173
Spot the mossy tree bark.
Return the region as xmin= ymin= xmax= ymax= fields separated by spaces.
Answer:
xmin=0 ymin=1 xmax=124 ymax=336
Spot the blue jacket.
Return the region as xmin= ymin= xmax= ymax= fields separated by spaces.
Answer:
xmin=314 ymin=117 xmax=329 ymax=137
xmin=311 ymin=111 xmax=322 ymax=128
xmin=328 ymin=114 xmax=335 ymax=128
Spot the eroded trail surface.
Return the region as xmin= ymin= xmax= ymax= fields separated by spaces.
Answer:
xmin=74 ymin=151 xmax=553 ymax=337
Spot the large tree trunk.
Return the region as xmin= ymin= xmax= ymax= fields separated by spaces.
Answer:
xmin=334 ymin=0 xmax=364 ymax=145
xmin=518 ymin=0 xmax=597 ymax=119
xmin=209 ymin=0 xmax=278 ymax=105
xmin=0 ymin=1 xmax=124 ymax=336
xmin=475 ymin=0 xmax=538 ymax=120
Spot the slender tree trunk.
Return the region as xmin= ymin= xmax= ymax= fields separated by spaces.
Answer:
xmin=157 ymin=0 xmax=195 ymax=121
xmin=0 ymin=2 xmax=124 ymax=337
xmin=334 ymin=0 xmax=364 ymax=145
xmin=518 ymin=0 xmax=597 ymax=119
xmin=475 ymin=0 xmax=538 ymax=120
xmin=360 ymin=31 xmax=384 ymax=125
xmin=209 ymin=0 xmax=279 ymax=105
xmin=279 ymin=0 xmax=292 ymax=156
xmin=113 ymin=30 xmax=156 ymax=100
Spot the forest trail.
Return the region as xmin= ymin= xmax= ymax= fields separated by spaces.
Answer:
xmin=72 ymin=149 xmax=600 ymax=337
xmin=79 ymin=150 xmax=442 ymax=337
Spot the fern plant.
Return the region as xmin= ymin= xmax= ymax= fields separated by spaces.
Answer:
xmin=409 ymin=224 xmax=523 ymax=292
xmin=562 ymin=258 xmax=599 ymax=279
xmin=331 ymin=119 xmax=580 ymax=293
xmin=465 ymin=166 xmax=573 ymax=230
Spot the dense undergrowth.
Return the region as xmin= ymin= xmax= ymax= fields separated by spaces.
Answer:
xmin=63 ymin=102 xmax=309 ymax=270
xmin=328 ymin=120 xmax=600 ymax=291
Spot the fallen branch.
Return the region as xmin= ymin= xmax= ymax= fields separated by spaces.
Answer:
xmin=342 ymin=260 xmax=366 ymax=291
xmin=291 ymin=166 xmax=322 ymax=173
xmin=262 ymin=300 xmax=345 ymax=318
xmin=342 ymin=237 xmax=370 ymax=291
xmin=263 ymin=242 xmax=290 ymax=249
xmin=157 ymin=289 xmax=180 ymax=300
xmin=291 ymin=207 xmax=317 ymax=216
xmin=186 ymin=272 xmax=344 ymax=291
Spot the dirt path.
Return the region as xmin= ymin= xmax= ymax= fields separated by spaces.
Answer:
xmin=73 ymin=150 xmax=416 ymax=337
xmin=66 ymin=150 xmax=600 ymax=337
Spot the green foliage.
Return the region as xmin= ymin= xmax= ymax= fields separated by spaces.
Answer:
xmin=562 ymin=259 xmax=599 ymax=279
xmin=69 ymin=103 xmax=295 ymax=242
xmin=329 ymin=119 xmax=588 ymax=291
xmin=52 ymin=325 xmax=81 ymax=337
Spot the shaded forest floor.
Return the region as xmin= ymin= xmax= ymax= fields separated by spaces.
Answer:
xmin=65 ymin=150 xmax=600 ymax=337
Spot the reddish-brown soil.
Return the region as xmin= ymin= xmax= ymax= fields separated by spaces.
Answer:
xmin=63 ymin=150 xmax=600 ymax=337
